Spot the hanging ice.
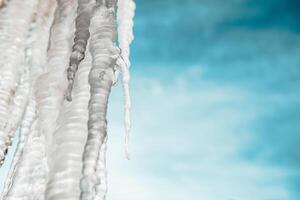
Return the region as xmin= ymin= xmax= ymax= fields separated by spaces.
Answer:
xmin=0 ymin=0 xmax=135 ymax=199
xmin=117 ymin=0 xmax=135 ymax=160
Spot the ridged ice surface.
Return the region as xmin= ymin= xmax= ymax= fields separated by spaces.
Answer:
xmin=46 ymin=43 xmax=92 ymax=200
xmin=80 ymin=4 xmax=118 ymax=200
xmin=0 ymin=0 xmax=39 ymax=166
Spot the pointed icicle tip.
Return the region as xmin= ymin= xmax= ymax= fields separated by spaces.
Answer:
xmin=125 ymin=131 xmax=130 ymax=160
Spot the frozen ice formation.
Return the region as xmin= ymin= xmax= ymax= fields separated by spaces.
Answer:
xmin=117 ymin=0 xmax=135 ymax=159
xmin=0 ymin=0 xmax=135 ymax=199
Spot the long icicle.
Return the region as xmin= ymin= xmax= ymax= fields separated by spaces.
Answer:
xmin=93 ymin=1 xmax=116 ymax=198
xmin=2 ymin=0 xmax=57 ymax=197
xmin=116 ymin=0 xmax=135 ymax=159
xmin=2 ymin=9 xmax=36 ymax=169
xmin=80 ymin=2 xmax=119 ymax=199
xmin=0 ymin=0 xmax=39 ymax=166
xmin=45 ymin=40 xmax=92 ymax=200
xmin=34 ymin=0 xmax=77 ymax=173
xmin=66 ymin=0 xmax=93 ymax=101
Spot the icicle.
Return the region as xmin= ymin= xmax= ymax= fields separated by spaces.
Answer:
xmin=2 ymin=0 xmax=57 ymax=199
xmin=80 ymin=3 xmax=118 ymax=199
xmin=35 ymin=1 xmax=79 ymax=199
xmin=46 ymin=39 xmax=92 ymax=200
xmin=2 ymin=16 xmax=36 ymax=166
xmin=116 ymin=0 xmax=135 ymax=159
xmin=0 ymin=0 xmax=39 ymax=167
xmin=66 ymin=0 xmax=94 ymax=101
xmin=33 ymin=0 xmax=77 ymax=171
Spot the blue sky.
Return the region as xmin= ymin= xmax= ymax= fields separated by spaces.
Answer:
xmin=1 ymin=0 xmax=300 ymax=199
xmin=106 ymin=0 xmax=300 ymax=199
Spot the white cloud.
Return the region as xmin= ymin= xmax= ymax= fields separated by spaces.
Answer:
xmin=105 ymin=68 xmax=295 ymax=200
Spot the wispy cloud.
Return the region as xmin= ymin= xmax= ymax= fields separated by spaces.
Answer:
xmin=106 ymin=66 xmax=298 ymax=199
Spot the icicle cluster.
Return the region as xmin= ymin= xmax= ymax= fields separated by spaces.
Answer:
xmin=0 ymin=0 xmax=135 ymax=199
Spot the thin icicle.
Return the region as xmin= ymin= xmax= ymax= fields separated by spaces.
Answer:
xmin=66 ymin=0 xmax=94 ymax=101
xmin=116 ymin=0 xmax=135 ymax=159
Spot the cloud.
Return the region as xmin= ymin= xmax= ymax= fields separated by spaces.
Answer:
xmin=106 ymin=66 xmax=298 ymax=199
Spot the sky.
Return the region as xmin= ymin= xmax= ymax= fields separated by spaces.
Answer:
xmin=106 ymin=0 xmax=300 ymax=199
xmin=1 ymin=0 xmax=300 ymax=199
